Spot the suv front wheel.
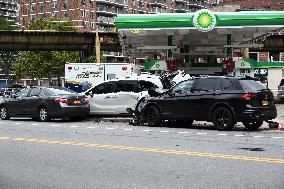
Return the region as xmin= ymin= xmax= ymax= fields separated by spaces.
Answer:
xmin=212 ymin=107 xmax=235 ymax=131
xmin=242 ymin=121 xmax=263 ymax=131
xmin=146 ymin=106 xmax=161 ymax=127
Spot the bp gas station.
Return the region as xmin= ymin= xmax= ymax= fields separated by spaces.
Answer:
xmin=114 ymin=10 xmax=284 ymax=92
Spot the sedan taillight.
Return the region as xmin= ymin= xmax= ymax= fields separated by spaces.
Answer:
xmin=54 ymin=98 xmax=68 ymax=104
xmin=241 ymin=93 xmax=257 ymax=100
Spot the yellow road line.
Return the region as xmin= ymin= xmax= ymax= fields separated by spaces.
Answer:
xmin=1 ymin=135 xmax=284 ymax=164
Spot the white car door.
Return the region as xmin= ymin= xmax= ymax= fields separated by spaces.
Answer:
xmin=87 ymin=81 xmax=118 ymax=115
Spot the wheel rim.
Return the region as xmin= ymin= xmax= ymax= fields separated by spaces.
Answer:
xmin=213 ymin=109 xmax=230 ymax=128
xmin=39 ymin=108 xmax=48 ymax=121
xmin=1 ymin=108 xmax=7 ymax=119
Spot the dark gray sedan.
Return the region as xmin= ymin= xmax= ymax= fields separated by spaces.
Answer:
xmin=0 ymin=87 xmax=90 ymax=121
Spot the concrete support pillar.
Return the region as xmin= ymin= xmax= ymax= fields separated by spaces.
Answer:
xmin=243 ymin=48 xmax=249 ymax=58
xmin=167 ymin=35 xmax=173 ymax=59
xmin=184 ymin=44 xmax=189 ymax=64
xmin=226 ymin=34 xmax=232 ymax=58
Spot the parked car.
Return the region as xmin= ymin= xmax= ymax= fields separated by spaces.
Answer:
xmin=85 ymin=76 xmax=163 ymax=115
xmin=0 ymin=86 xmax=90 ymax=121
xmin=136 ymin=76 xmax=277 ymax=130
xmin=277 ymin=78 xmax=284 ymax=101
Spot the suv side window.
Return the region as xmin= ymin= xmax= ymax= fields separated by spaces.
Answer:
xmin=222 ymin=79 xmax=233 ymax=91
xmin=193 ymin=78 xmax=218 ymax=92
xmin=90 ymin=82 xmax=116 ymax=94
xmin=116 ymin=80 xmax=138 ymax=93
xmin=171 ymin=80 xmax=194 ymax=93
xmin=138 ymin=81 xmax=158 ymax=92
xmin=29 ymin=88 xmax=41 ymax=97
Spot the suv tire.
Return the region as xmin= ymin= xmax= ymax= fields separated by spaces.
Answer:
xmin=212 ymin=107 xmax=235 ymax=131
xmin=146 ymin=106 xmax=161 ymax=127
xmin=0 ymin=106 xmax=11 ymax=120
xmin=242 ymin=121 xmax=263 ymax=131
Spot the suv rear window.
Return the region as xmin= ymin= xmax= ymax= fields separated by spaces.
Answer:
xmin=239 ymin=80 xmax=266 ymax=91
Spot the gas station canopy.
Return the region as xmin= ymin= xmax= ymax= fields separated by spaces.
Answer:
xmin=115 ymin=10 xmax=284 ymax=57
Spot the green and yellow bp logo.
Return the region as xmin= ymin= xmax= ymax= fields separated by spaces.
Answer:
xmin=193 ymin=9 xmax=217 ymax=32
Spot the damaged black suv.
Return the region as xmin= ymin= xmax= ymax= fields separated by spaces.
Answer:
xmin=139 ymin=76 xmax=277 ymax=130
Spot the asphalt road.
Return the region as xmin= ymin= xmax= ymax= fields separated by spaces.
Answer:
xmin=0 ymin=105 xmax=283 ymax=189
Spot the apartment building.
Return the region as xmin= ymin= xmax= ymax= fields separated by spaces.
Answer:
xmin=20 ymin=0 xmax=209 ymax=32
xmin=0 ymin=0 xmax=20 ymax=26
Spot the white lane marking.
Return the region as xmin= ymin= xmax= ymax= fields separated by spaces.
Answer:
xmin=106 ymin=128 xmax=115 ymax=130
xmin=32 ymin=123 xmax=39 ymax=126
xmin=235 ymin=135 xmax=246 ymax=137
xmin=178 ymin=132 xmax=189 ymax=134
xmin=70 ymin=126 xmax=78 ymax=128
xmin=272 ymin=136 xmax=284 ymax=139
xmin=124 ymin=128 xmax=133 ymax=131
xmin=217 ymin=133 xmax=228 ymax=136
xmin=142 ymin=129 xmax=152 ymax=132
xmin=14 ymin=123 xmax=21 ymax=125
xmin=87 ymin=126 xmax=96 ymax=129
xmin=51 ymin=125 xmax=59 ymax=127
xmin=196 ymin=132 xmax=207 ymax=135
xmin=253 ymin=135 xmax=264 ymax=138
xmin=160 ymin=130 xmax=170 ymax=133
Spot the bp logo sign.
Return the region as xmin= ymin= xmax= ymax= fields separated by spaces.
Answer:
xmin=193 ymin=9 xmax=217 ymax=32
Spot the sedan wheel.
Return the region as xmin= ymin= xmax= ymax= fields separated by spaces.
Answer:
xmin=0 ymin=107 xmax=10 ymax=120
xmin=38 ymin=107 xmax=50 ymax=122
xmin=212 ymin=107 xmax=235 ymax=131
xmin=146 ymin=106 xmax=161 ymax=127
xmin=243 ymin=121 xmax=263 ymax=131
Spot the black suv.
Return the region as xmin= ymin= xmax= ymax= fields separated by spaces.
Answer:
xmin=139 ymin=76 xmax=277 ymax=130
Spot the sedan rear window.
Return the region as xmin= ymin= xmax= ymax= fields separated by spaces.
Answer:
xmin=47 ymin=87 xmax=76 ymax=95
xmin=239 ymin=80 xmax=266 ymax=91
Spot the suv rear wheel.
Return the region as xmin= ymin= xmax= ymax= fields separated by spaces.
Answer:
xmin=212 ymin=107 xmax=235 ymax=131
xmin=146 ymin=106 xmax=161 ymax=127
xmin=242 ymin=121 xmax=263 ymax=131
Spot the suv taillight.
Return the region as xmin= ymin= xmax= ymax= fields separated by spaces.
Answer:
xmin=241 ymin=93 xmax=257 ymax=100
xmin=54 ymin=98 xmax=68 ymax=104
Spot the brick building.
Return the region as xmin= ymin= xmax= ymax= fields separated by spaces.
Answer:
xmin=20 ymin=0 xmax=209 ymax=32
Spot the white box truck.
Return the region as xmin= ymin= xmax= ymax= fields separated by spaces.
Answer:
xmin=65 ymin=63 xmax=136 ymax=93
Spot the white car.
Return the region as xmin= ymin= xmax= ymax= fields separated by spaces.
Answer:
xmin=85 ymin=76 xmax=163 ymax=115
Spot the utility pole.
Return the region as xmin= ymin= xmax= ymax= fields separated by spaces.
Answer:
xmin=96 ymin=25 xmax=101 ymax=63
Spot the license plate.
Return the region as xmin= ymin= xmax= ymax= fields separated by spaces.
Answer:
xmin=73 ymin=100 xmax=81 ymax=104
xmin=262 ymin=100 xmax=268 ymax=106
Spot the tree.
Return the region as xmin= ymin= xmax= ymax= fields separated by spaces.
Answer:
xmin=83 ymin=55 xmax=106 ymax=63
xmin=13 ymin=18 xmax=80 ymax=86
xmin=0 ymin=17 xmax=18 ymax=86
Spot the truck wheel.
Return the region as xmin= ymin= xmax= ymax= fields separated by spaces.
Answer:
xmin=0 ymin=106 xmax=10 ymax=120
xmin=146 ymin=106 xmax=161 ymax=127
xmin=212 ymin=107 xmax=235 ymax=131
xmin=243 ymin=121 xmax=263 ymax=131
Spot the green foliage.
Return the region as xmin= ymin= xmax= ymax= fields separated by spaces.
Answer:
xmin=28 ymin=17 xmax=76 ymax=32
xmin=0 ymin=17 xmax=17 ymax=30
xmin=13 ymin=51 xmax=80 ymax=79
xmin=83 ymin=55 xmax=107 ymax=63
xmin=14 ymin=18 xmax=80 ymax=80
xmin=0 ymin=17 xmax=19 ymax=85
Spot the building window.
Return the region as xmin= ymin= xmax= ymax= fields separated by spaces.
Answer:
xmin=31 ymin=4 xmax=35 ymax=13
xmin=63 ymin=11 xmax=68 ymax=18
xmin=90 ymin=12 xmax=94 ymax=19
xmin=31 ymin=15 xmax=35 ymax=22
xmin=40 ymin=3 xmax=45 ymax=13
xmin=82 ymin=10 xmax=86 ymax=17
xmin=269 ymin=52 xmax=280 ymax=62
xmin=81 ymin=0 xmax=86 ymax=5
